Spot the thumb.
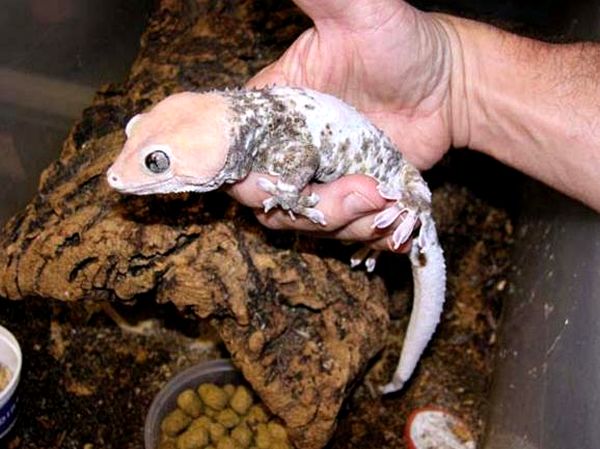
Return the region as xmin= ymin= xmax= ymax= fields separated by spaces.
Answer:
xmin=245 ymin=62 xmax=287 ymax=89
xmin=292 ymin=0 xmax=404 ymax=29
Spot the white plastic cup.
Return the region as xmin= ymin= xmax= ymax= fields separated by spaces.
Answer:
xmin=0 ymin=325 xmax=21 ymax=439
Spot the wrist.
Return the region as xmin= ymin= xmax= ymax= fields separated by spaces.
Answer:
xmin=425 ymin=15 xmax=600 ymax=211
xmin=429 ymin=13 xmax=473 ymax=150
xmin=430 ymin=15 xmax=533 ymax=156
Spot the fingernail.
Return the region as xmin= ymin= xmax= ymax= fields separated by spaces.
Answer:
xmin=343 ymin=192 xmax=380 ymax=216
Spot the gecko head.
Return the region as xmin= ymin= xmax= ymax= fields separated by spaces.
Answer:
xmin=106 ymin=92 xmax=233 ymax=195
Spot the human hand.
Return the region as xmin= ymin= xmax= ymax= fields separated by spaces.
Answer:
xmin=229 ymin=0 xmax=462 ymax=252
xmin=226 ymin=173 xmax=415 ymax=253
xmin=248 ymin=0 xmax=458 ymax=169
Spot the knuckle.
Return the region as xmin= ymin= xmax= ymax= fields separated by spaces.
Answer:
xmin=255 ymin=211 xmax=286 ymax=229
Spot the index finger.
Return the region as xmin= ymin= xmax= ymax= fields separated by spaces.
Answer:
xmin=224 ymin=172 xmax=387 ymax=231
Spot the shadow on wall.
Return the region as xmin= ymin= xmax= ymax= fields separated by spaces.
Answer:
xmin=414 ymin=0 xmax=600 ymax=40
xmin=0 ymin=0 xmax=153 ymax=224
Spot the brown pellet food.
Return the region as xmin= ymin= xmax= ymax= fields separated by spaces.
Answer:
xmin=158 ymin=380 xmax=291 ymax=449
xmin=0 ymin=364 xmax=11 ymax=392
xmin=177 ymin=389 xmax=203 ymax=418
xmin=229 ymin=386 xmax=253 ymax=415
xmin=198 ymin=383 xmax=229 ymax=411
xmin=162 ymin=409 xmax=192 ymax=437
xmin=176 ymin=426 xmax=209 ymax=449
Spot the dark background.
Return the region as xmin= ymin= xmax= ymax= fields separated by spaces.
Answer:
xmin=0 ymin=0 xmax=598 ymax=448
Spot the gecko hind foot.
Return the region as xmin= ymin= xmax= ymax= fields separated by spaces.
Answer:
xmin=371 ymin=204 xmax=420 ymax=250
xmin=379 ymin=377 xmax=405 ymax=395
xmin=350 ymin=247 xmax=380 ymax=272
xmin=377 ymin=183 xmax=403 ymax=201
xmin=416 ymin=214 xmax=436 ymax=249
xmin=372 ymin=204 xmax=405 ymax=229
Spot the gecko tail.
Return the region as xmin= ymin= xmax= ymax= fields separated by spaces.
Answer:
xmin=380 ymin=214 xmax=446 ymax=394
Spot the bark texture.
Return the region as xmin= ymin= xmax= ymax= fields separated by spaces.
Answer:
xmin=0 ymin=1 xmax=391 ymax=447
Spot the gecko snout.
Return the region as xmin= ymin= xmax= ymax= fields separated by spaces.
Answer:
xmin=106 ymin=168 xmax=123 ymax=190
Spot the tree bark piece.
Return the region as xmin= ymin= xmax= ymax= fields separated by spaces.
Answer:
xmin=0 ymin=1 xmax=390 ymax=448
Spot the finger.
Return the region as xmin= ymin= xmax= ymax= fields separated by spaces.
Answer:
xmin=327 ymin=211 xmax=414 ymax=254
xmin=327 ymin=213 xmax=389 ymax=241
xmin=255 ymin=208 xmax=413 ymax=254
xmin=366 ymin=235 xmax=413 ymax=254
xmin=254 ymin=197 xmax=416 ymax=253
xmin=252 ymin=195 xmax=379 ymax=234
xmin=258 ymin=175 xmax=386 ymax=231
xmin=228 ymin=173 xmax=386 ymax=231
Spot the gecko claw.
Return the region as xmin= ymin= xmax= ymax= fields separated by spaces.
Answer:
xmin=350 ymin=247 xmax=370 ymax=268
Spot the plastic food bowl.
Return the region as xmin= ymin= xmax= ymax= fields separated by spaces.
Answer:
xmin=144 ymin=359 xmax=241 ymax=449
xmin=405 ymin=406 xmax=475 ymax=449
xmin=0 ymin=325 xmax=22 ymax=439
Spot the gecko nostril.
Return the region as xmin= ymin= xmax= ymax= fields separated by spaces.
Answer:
xmin=107 ymin=171 xmax=120 ymax=186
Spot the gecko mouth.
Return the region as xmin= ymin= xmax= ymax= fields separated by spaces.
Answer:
xmin=113 ymin=176 xmax=219 ymax=195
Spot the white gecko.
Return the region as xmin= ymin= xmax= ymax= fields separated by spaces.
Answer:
xmin=106 ymin=86 xmax=446 ymax=393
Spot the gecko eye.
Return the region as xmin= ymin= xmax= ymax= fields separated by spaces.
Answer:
xmin=145 ymin=150 xmax=170 ymax=174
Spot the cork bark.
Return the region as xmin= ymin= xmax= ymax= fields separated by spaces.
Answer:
xmin=0 ymin=1 xmax=390 ymax=447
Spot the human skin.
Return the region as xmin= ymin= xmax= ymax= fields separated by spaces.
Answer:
xmin=226 ymin=0 xmax=600 ymax=251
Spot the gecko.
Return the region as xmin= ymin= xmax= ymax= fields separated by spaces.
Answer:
xmin=106 ymin=86 xmax=446 ymax=393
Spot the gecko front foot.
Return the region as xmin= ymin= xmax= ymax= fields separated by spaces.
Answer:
xmin=257 ymin=177 xmax=327 ymax=225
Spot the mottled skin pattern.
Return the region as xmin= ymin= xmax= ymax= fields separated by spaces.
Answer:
xmin=222 ymin=88 xmax=430 ymax=225
xmin=107 ymin=86 xmax=446 ymax=393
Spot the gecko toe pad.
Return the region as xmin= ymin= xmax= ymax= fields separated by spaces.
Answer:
xmin=262 ymin=197 xmax=279 ymax=213
xmin=350 ymin=246 xmax=380 ymax=271
xmin=365 ymin=252 xmax=380 ymax=272
xmin=257 ymin=177 xmax=277 ymax=194
xmin=379 ymin=379 xmax=404 ymax=395
xmin=391 ymin=210 xmax=418 ymax=249
xmin=300 ymin=207 xmax=327 ymax=225
xmin=373 ymin=204 xmax=405 ymax=229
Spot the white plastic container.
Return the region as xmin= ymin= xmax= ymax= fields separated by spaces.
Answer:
xmin=0 ymin=325 xmax=21 ymax=439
